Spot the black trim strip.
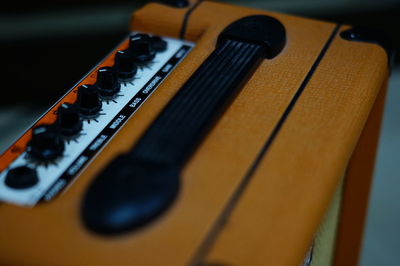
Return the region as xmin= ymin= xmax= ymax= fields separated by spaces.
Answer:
xmin=188 ymin=24 xmax=341 ymax=265
xmin=179 ymin=0 xmax=204 ymax=40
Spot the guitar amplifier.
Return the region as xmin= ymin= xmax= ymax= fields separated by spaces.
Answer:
xmin=0 ymin=1 xmax=390 ymax=265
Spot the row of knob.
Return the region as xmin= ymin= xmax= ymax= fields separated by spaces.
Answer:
xmin=4 ymin=34 xmax=167 ymax=190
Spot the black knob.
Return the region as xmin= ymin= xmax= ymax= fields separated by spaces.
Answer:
xmin=5 ymin=166 xmax=39 ymax=189
xmin=129 ymin=34 xmax=156 ymax=63
xmin=151 ymin=36 xmax=167 ymax=52
xmin=114 ymin=50 xmax=138 ymax=81
xmin=56 ymin=103 xmax=83 ymax=137
xmin=26 ymin=125 xmax=65 ymax=162
xmin=96 ymin=66 xmax=121 ymax=99
xmin=76 ymin=84 xmax=102 ymax=118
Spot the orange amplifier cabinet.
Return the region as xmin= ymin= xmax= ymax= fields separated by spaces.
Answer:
xmin=0 ymin=1 xmax=390 ymax=265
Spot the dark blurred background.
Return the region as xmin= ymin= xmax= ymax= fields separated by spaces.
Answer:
xmin=1 ymin=0 xmax=400 ymax=106
xmin=1 ymin=0 xmax=399 ymax=265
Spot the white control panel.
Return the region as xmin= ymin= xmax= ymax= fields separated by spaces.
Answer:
xmin=0 ymin=33 xmax=193 ymax=206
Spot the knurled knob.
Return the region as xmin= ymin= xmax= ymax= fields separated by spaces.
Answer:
xmin=26 ymin=124 xmax=65 ymax=161
xmin=96 ymin=66 xmax=121 ymax=99
xmin=151 ymin=36 xmax=167 ymax=52
xmin=56 ymin=103 xmax=83 ymax=137
xmin=114 ymin=50 xmax=138 ymax=81
xmin=129 ymin=34 xmax=156 ymax=63
xmin=76 ymin=84 xmax=102 ymax=118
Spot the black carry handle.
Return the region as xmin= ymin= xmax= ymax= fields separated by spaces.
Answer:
xmin=132 ymin=39 xmax=265 ymax=165
xmin=82 ymin=15 xmax=286 ymax=235
xmin=132 ymin=15 xmax=286 ymax=166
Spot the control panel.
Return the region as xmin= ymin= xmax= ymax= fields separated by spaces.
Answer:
xmin=0 ymin=33 xmax=193 ymax=206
